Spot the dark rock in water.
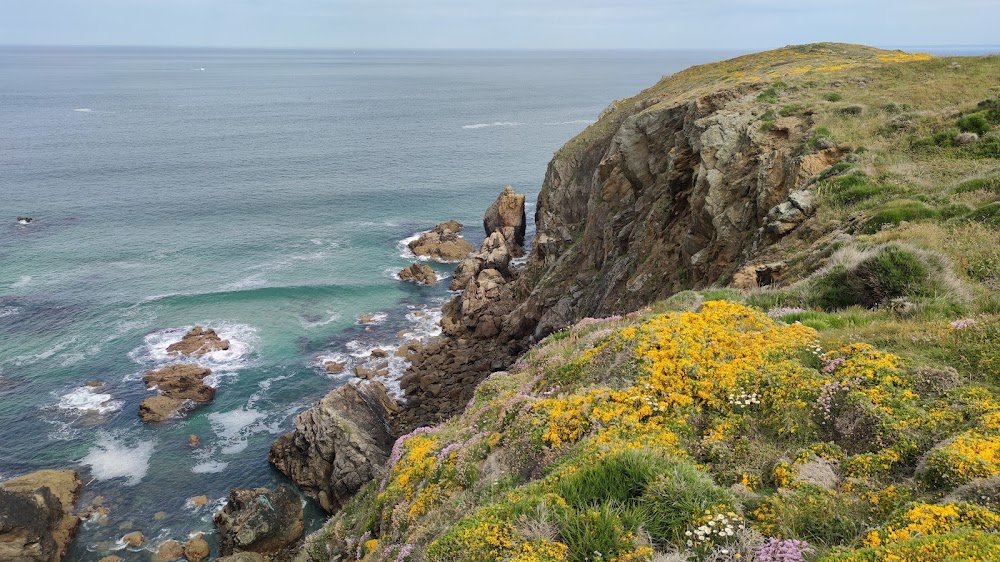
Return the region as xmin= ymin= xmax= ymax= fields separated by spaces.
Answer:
xmin=483 ymin=185 xmax=527 ymax=256
xmin=213 ymin=485 xmax=304 ymax=556
xmin=139 ymin=364 xmax=214 ymax=422
xmin=16 ymin=217 xmax=33 ymax=225
xmin=407 ymin=221 xmax=475 ymax=261
xmin=268 ymin=380 xmax=397 ymax=512
xmin=398 ymin=262 xmax=438 ymax=285
xmin=166 ymin=326 xmax=230 ymax=356
xmin=0 ymin=469 xmax=81 ymax=562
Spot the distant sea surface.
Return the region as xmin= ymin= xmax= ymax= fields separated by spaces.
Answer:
xmin=0 ymin=47 xmax=744 ymax=558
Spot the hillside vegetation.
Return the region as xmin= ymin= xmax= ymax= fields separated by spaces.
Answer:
xmin=299 ymin=44 xmax=1000 ymax=562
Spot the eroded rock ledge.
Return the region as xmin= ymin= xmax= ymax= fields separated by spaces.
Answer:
xmin=0 ymin=469 xmax=81 ymax=562
xmin=268 ymin=380 xmax=396 ymax=512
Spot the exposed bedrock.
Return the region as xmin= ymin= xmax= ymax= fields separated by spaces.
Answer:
xmin=0 ymin=469 xmax=82 ymax=562
xmin=268 ymin=380 xmax=396 ymax=513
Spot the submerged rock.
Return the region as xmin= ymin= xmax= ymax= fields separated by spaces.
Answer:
xmin=408 ymin=221 xmax=475 ymax=261
xmin=16 ymin=216 xmax=33 ymax=225
xmin=398 ymin=262 xmax=438 ymax=285
xmin=268 ymin=380 xmax=397 ymax=512
xmin=166 ymin=326 xmax=230 ymax=355
xmin=121 ymin=531 xmax=144 ymax=547
xmin=213 ymin=485 xmax=304 ymax=556
xmin=155 ymin=539 xmax=184 ymax=561
xmin=0 ymin=469 xmax=81 ymax=562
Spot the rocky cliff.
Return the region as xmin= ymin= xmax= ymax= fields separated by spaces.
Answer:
xmin=396 ymin=46 xmax=856 ymax=431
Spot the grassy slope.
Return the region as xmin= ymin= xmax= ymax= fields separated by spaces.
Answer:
xmin=302 ymin=45 xmax=1000 ymax=562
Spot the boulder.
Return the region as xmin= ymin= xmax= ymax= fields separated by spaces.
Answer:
xmin=213 ymin=485 xmax=304 ymax=556
xmin=408 ymin=222 xmax=475 ymax=261
xmin=268 ymin=380 xmax=397 ymax=512
xmin=166 ymin=326 xmax=230 ymax=355
xmin=143 ymin=364 xmax=214 ymax=402
xmin=155 ymin=539 xmax=184 ymax=561
xmin=398 ymin=262 xmax=438 ymax=285
xmin=16 ymin=217 xmax=33 ymax=225
xmin=140 ymin=364 xmax=214 ymax=422
xmin=188 ymin=434 xmax=201 ymax=447
xmin=138 ymin=395 xmax=185 ymax=422
xmin=483 ymin=185 xmax=527 ymax=256
xmin=323 ymin=361 xmax=346 ymax=374
xmin=190 ymin=495 xmax=209 ymax=507
xmin=793 ymin=457 xmax=841 ymax=491
xmin=121 ymin=531 xmax=144 ymax=547
xmin=0 ymin=469 xmax=81 ymax=562
xmin=766 ymin=190 xmax=815 ymax=236
xmin=99 ymin=557 xmax=121 ymax=562
xmin=184 ymin=534 xmax=210 ymax=562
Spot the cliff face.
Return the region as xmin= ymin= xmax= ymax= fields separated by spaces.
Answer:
xmin=508 ymin=87 xmax=818 ymax=340
xmin=399 ymin=67 xmax=834 ymax=429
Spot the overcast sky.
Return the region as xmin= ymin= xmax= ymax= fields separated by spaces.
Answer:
xmin=4 ymin=0 xmax=999 ymax=49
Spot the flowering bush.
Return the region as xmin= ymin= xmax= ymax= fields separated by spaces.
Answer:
xmin=756 ymin=538 xmax=816 ymax=562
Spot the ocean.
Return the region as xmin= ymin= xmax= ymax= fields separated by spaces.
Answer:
xmin=0 ymin=47 xmax=741 ymax=558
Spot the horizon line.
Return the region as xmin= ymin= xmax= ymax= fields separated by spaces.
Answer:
xmin=2 ymin=43 xmax=999 ymax=52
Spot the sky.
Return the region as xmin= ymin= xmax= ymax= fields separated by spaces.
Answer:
xmin=3 ymin=0 xmax=999 ymax=50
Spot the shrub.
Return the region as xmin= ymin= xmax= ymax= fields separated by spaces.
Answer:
xmin=838 ymin=104 xmax=865 ymax=117
xmin=972 ymin=136 xmax=1000 ymax=158
xmin=827 ymin=172 xmax=883 ymax=205
xmin=921 ymin=434 xmax=1000 ymax=489
xmin=953 ymin=175 xmax=1000 ymax=194
xmin=848 ymin=245 xmax=929 ymax=307
xmin=751 ymin=484 xmax=868 ymax=547
xmin=811 ymin=266 xmax=857 ymax=310
xmin=638 ymin=459 xmax=737 ymax=547
xmin=824 ymin=92 xmax=843 ymax=102
xmin=808 ymin=244 xmax=960 ymax=310
xmin=556 ymin=502 xmax=641 ymax=562
xmin=967 ymin=202 xmax=1000 ymax=227
xmin=957 ymin=113 xmax=991 ymax=136
xmin=861 ymin=201 xmax=939 ymax=233
xmin=555 ymin=451 xmax=668 ymax=508
xmin=780 ymin=103 xmax=808 ymax=117
xmin=757 ymin=88 xmax=780 ymax=103
xmin=932 ymin=128 xmax=960 ymax=147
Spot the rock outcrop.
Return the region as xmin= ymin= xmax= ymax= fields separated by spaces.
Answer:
xmin=0 ymin=469 xmax=81 ymax=562
xmin=398 ymin=80 xmax=841 ymax=432
xmin=398 ymin=262 xmax=438 ymax=285
xmin=482 ymin=185 xmax=527 ymax=256
xmin=407 ymin=221 xmax=475 ymax=262
xmin=213 ymin=486 xmax=304 ymax=557
xmin=268 ymin=380 xmax=397 ymax=512
xmin=166 ymin=326 xmax=230 ymax=355
xmin=139 ymin=364 xmax=214 ymax=422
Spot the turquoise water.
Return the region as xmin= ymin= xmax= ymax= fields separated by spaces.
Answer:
xmin=0 ymin=47 xmax=736 ymax=558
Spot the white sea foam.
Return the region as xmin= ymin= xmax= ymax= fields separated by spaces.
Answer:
xmin=207 ymin=408 xmax=266 ymax=454
xmin=300 ymin=310 xmax=342 ymax=329
xmin=220 ymin=273 xmax=267 ymax=292
xmin=129 ymin=322 xmax=257 ymax=373
xmin=79 ymin=432 xmax=154 ymax=486
xmin=191 ymin=461 xmax=229 ymax=474
xmin=397 ymin=233 xmax=422 ymax=260
xmin=13 ymin=337 xmax=76 ymax=366
xmin=315 ymin=352 xmax=354 ymax=378
xmin=0 ymin=306 xmax=20 ymax=319
xmin=73 ymin=108 xmax=92 ymax=112
xmin=462 ymin=121 xmax=524 ymax=129
xmin=57 ymin=387 xmax=123 ymax=415
xmin=11 ymin=275 xmax=31 ymax=289
xmin=356 ymin=312 xmax=388 ymax=326
xmin=405 ymin=301 xmax=445 ymax=340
